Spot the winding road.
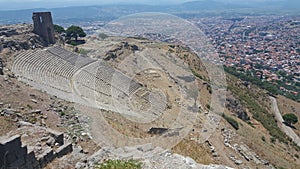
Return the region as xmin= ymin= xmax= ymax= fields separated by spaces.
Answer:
xmin=270 ymin=96 xmax=300 ymax=147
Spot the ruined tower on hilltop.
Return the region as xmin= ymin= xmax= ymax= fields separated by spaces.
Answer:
xmin=32 ymin=12 xmax=55 ymax=44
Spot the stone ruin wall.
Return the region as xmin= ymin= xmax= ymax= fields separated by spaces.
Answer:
xmin=0 ymin=130 xmax=72 ymax=169
xmin=32 ymin=12 xmax=55 ymax=44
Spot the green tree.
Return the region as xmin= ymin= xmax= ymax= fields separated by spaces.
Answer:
xmin=66 ymin=25 xmax=86 ymax=42
xmin=283 ymin=113 xmax=298 ymax=126
xmin=53 ymin=24 xmax=65 ymax=33
xmin=98 ymin=32 xmax=109 ymax=40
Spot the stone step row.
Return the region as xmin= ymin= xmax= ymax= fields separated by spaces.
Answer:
xmin=13 ymin=50 xmax=73 ymax=93
xmin=81 ymin=61 xmax=142 ymax=96
xmin=48 ymin=46 xmax=94 ymax=68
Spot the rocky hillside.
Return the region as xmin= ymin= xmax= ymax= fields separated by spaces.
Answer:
xmin=0 ymin=24 xmax=228 ymax=169
xmin=1 ymin=24 xmax=300 ymax=169
xmin=0 ymin=24 xmax=59 ymax=65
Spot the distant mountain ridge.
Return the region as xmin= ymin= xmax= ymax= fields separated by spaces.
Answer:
xmin=0 ymin=0 xmax=299 ymax=25
xmin=179 ymin=0 xmax=249 ymax=10
xmin=180 ymin=0 xmax=300 ymax=10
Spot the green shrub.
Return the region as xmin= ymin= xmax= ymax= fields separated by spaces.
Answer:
xmin=206 ymin=85 xmax=212 ymax=94
xmin=27 ymin=104 xmax=32 ymax=109
xmin=70 ymin=41 xmax=77 ymax=46
xmin=270 ymin=137 xmax=276 ymax=143
xmin=206 ymin=104 xmax=210 ymax=110
xmin=190 ymin=68 xmax=203 ymax=80
xmin=60 ymin=111 xmax=66 ymax=116
xmin=283 ymin=113 xmax=298 ymax=125
xmin=222 ymin=114 xmax=239 ymax=130
xmin=28 ymin=116 xmax=37 ymax=124
xmin=261 ymin=136 xmax=266 ymax=142
xmin=95 ymin=159 xmax=142 ymax=169
xmin=53 ymin=24 xmax=65 ymax=33
xmin=78 ymin=48 xmax=90 ymax=55
xmin=98 ymin=33 xmax=109 ymax=40
xmin=247 ymin=121 xmax=255 ymax=128
xmin=228 ymin=78 xmax=290 ymax=143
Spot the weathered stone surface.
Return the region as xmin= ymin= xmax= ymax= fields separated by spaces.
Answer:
xmin=1 ymin=109 xmax=14 ymax=116
xmin=0 ymin=135 xmax=26 ymax=168
xmin=235 ymin=160 xmax=243 ymax=165
xmin=226 ymin=97 xmax=249 ymax=121
xmin=0 ymin=130 xmax=71 ymax=169
xmin=148 ymin=127 xmax=169 ymax=135
xmin=30 ymin=109 xmax=42 ymax=114
xmin=31 ymin=99 xmax=38 ymax=103
xmin=48 ymin=129 xmax=64 ymax=145
xmin=25 ymin=151 xmax=39 ymax=169
xmin=0 ymin=44 xmax=3 ymax=53
xmin=37 ymin=147 xmax=54 ymax=168
xmin=0 ymin=58 xmax=3 ymax=75
xmin=137 ymin=144 xmax=153 ymax=152
xmin=212 ymin=152 xmax=219 ymax=157
xmin=32 ymin=12 xmax=55 ymax=44
xmin=18 ymin=121 xmax=34 ymax=127
xmin=0 ymin=29 xmax=18 ymax=37
xmin=55 ymin=143 xmax=73 ymax=158
xmin=0 ymin=24 xmax=47 ymax=51
xmin=46 ymin=137 xmax=55 ymax=147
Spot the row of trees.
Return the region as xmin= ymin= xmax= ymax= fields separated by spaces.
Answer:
xmin=225 ymin=66 xmax=299 ymax=129
xmin=54 ymin=24 xmax=86 ymax=45
xmin=224 ymin=66 xmax=300 ymax=101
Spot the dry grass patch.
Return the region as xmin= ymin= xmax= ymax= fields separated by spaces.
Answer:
xmin=172 ymin=138 xmax=212 ymax=165
xmin=237 ymin=117 xmax=300 ymax=169
xmin=0 ymin=117 xmax=16 ymax=136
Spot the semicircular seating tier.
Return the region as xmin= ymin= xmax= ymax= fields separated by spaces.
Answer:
xmin=12 ymin=46 xmax=143 ymax=112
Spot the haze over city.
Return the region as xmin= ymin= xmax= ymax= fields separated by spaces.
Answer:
xmin=0 ymin=0 xmax=289 ymax=10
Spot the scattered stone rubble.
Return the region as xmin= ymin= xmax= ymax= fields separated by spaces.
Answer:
xmin=48 ymin=97 xmax=92 ymax=143
xmin=103 ymin=41 xmax=139 ymax=60
xmin=0 ymin=101 xmax=46 ymax=127
xmin=221 ymin=128 xmax=237 ymax=149
xmin=221 ymin=128 xmax=275 ymax=168
xmin=226 ymin=96 xmax=249 ymax=121
xmin=205 ymin=140 xmax=219 ymax=158
xmin=0 ymin=24 xmax=48 ymax=52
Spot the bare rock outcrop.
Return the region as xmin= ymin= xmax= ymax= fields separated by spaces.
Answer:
xmin=0 ymin=58 xmax=3 ymax=75
xmin=75 ymin=144 xmax=233 ymax=169
xmin=0 ymin=24 xmax=50 ymax=53
xmin=226 ymin=95 xmax=249 ymax=121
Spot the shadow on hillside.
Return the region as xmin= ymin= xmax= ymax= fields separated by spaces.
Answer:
xmin=283 ymin=121 xmax=297 ymax=129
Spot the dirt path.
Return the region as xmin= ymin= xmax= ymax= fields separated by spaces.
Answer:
xmin=270 ymin=96 xmax=300 ymax=146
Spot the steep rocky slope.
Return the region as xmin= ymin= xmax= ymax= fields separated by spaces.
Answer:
xmin=1 ymin=24 xmax=300 ymax=169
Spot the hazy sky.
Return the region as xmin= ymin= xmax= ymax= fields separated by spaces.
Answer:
xmin=0 ymin=0 xmax=189 ymax=10
xmin=0 ymin=0 xmax=281 ymax=10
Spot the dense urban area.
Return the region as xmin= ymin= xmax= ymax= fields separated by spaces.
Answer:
xmin=194 ymin=15 xmax=300 ymax=100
